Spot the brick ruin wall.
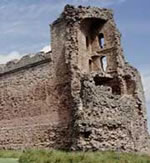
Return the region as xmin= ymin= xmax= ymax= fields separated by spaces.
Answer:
xmin=0 ymin=5 xmax=149 ymax=153
xmin=0 ymin=53 xmax=71 ymax=149
xmin=57 ymin=5 xmax=150 ymax=153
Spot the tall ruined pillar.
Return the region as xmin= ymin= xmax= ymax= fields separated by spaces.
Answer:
xmin=52 ymin=5 xmax=149 ymax=153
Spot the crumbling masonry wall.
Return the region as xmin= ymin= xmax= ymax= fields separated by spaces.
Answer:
xmin=0 ymin=53 xmax=71 ymax=149
xmin=0 ymin=5 xmax=149 ymax=153
xmin=58 ymin=5 xmax=149 ymax=153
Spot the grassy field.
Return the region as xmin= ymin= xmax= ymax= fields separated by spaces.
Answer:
xmin=0 ymin=149 xmax=150 ymax=163
xmin=0 ymin=150 xmax=21 ymax=163
xmin=0 ymin=158 xmax=18 ymax=163
xmin=18 ymin=150 xmax=150 ymax=163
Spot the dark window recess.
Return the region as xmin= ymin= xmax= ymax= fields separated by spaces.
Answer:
xmin=83 ymin=130 xmax=91 ymax=139
xmin=89 ymin=60 xmax=92 ymax=71
xmin=101 ymin=56 xmax=107 ymax=72
xmin=93 ymin=75 xmax=121 ymax=95
xmin=98 ymin=33 xmax=104 ymax=48
xmin=81 ymin=127 xmax=92 ymax=139
xmin=86 ymin=36 xmax=89 ymax=48
xmin=94 ymin=75 xmax=111 ymax=86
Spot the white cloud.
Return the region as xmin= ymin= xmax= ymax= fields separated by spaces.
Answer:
xmin=40 ymin=45 xmax=51 ymax=53
xmin=0 ymin=44 xmax=51 ymax=65
xmin=0 ymin=51 xmax=22 ymax=64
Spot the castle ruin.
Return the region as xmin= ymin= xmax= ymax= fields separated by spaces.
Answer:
xmin=0 ymin=5 xmax=149 ymax=153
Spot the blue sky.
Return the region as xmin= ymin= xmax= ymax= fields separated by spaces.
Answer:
xmin=0 ymin=0 xmax=150 ymax=129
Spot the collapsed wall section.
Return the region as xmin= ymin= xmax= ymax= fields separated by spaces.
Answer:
xmin=76 ymin=67 xmax=149 ymax=153
xmin=0 ymin=52 xmax=71 ymax=149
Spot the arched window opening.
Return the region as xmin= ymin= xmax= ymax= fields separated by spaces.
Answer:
xmin=101 ymin=56 xmax=107 ymax=72
xmin=86 ymin=36 xmax=89 ymax=49
xmin=98 ymin=33 xmax=104 ymax=48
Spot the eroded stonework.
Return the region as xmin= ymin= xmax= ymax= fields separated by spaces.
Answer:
xmin=0 ymin=5 xmax=149 ymax=153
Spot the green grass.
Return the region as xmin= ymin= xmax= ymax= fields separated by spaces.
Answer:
xmin=0 ymin=158 xmax=18 ymax=163
xmin=0 ymin=150 xmax=21 ymax=163
xmin=0 ymin=149 xmax=150 ymax=163
xmin=0 ymin=150 xmax=22 ymax=159
xmin=18 ymin=150 xmax=150 ymax=163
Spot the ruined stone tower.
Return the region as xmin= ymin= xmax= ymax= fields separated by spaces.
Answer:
xmin=0 ymin=5 xmax=149 ymax=153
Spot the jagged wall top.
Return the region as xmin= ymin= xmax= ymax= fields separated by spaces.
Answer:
xmin=0 ymin=5 xmax=114 ymax=77
xmin=52 ymin=4 xmax=113 ymax=25
xmin=0 ymin=52 xmax=52 ymax=76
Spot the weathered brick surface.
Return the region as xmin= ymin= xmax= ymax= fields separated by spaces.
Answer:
xmin=0 ymin=53 xmax=71 ymax=149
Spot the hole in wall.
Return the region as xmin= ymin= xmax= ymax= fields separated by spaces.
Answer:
xmin=98 ymin=33 xmax=104 ymax=48
xmin=83 ymin=130 xmax=91 ymax=139
xmin=101 ymin=56 xmax=107 ymax=72
xmin=94 ymin=75 xmax=111 ymax=86
xmin=86 ymin=36 xmax=89 ymax=49
xmin=93 ymin=75 xmax=121 ymax=95
xmin=89 ymin=60 xmax=92 ymax=72
xmin=111 ymin=84 xmax=121 ymax=95
xmin=81 ymin=126 xmax=92 ymax=139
